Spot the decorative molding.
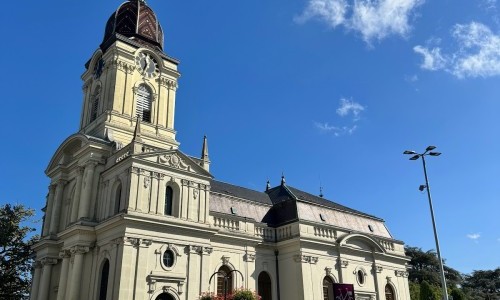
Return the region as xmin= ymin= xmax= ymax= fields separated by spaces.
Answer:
xmin=395 ymin=270 xmax=409 ymax=278
xmin=142 ymin=239 xmax=153 ymax=247
xmin=325 ymin=267 xmax=332 ymax=276
xmin=127 ymin=237 xmax=142 ymax=247
xmin=244 ymin=252 xmax=256 ymax=262
xmin=203 ymin=247 xmax=213 ymax=255
xmin=159 ymin=154 xmax=193 ymax=172
xmin=373 ymin=265 xmax=383 ymax=273
xmin=193 ymin=189 xmax=199 ymax=199
xmin=293 ymin=253 xmax=319 ymax=264
xmin=189 ymin=245 xmax=203 ymax=254
xmin=144 ymin=177 xmax=151 ymax=188
xmin=41 ymin=258 xmax=58 ymax=266
xmin=59 ymin=250 xmax=71 ymax=259
xmin=222 ymin=256 xmax=231 ymax=266
xmin=338 ymin=259 xmax=349 ymax=268
xmin=70 ymin=245 xmax=90 ymax=255
xmin=386 ymin=276 xmax=392 ymax=282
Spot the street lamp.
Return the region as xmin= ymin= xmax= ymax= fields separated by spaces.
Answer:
xmin=404 ymin=146 xmax=448 ymax=300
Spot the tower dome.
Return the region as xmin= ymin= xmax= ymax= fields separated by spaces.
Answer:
xmin=102 ymin=0 xmax=164 ymax=51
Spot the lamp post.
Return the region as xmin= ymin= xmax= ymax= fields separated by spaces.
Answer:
xmin=404 ymin=146 xmax=448 ymax=300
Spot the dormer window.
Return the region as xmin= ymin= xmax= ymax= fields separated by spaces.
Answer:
xmin=136 ymin=84 xmax=152 ymax=123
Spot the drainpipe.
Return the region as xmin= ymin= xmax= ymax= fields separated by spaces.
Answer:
xmin=275 ymin=250 xmax=281 ymax=300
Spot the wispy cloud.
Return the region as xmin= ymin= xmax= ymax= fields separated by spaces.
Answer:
xmin=314 ymin=98 xmax=365 ymax=136
xmin=336 ymin=98 xmax=365 ymax=120
xmin=295 ymin=0 xmax=424 ymax=44
xmin=466 ymin=233 xmax=481 ymax=241
xmin=414 ymin=22 xmax=500 ymax=78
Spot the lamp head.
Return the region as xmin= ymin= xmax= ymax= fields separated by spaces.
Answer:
xmin=426 ymin=146 xmax=436 ymax=151
xmin=404 ymin=150 xmax=417 ymax=155
xmin=419 ymin=185 xmax=427 ymax=191
xmin=429 ymin=152 xmax=442 ymax=156
xmin=410 ymin=155 xmax=420 ymax=160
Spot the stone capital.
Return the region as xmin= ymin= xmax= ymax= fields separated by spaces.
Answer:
xmin=41 ymin=257 xmax=58 ymax=266
xmin=34 ymin=260 xmax=43 ymax=269
xmin=59 ymin=249 xmax=71 ymax=259
xmin=189 ymin=245 xmax=203 ymax=254
xmin=70 ymin=245 xmax=90 ymax=255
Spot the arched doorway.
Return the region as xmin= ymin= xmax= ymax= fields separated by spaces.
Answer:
xmin=258 ymin=271 xmax=272 ymax=300
xmin=323 ymin=276 xmax=334 ymax=300
xmin=217 ymin=265 xmax=233 ymax=295
xmin=155 ymin=293 xmax=175 ymax=300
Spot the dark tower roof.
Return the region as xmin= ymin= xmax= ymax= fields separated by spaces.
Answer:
xmin=101 ymin=0 xmax=164 ymax=51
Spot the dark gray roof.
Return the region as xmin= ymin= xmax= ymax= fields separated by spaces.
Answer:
xmin=210 ymin=180 xmax=273 ymax=205
xmin=210 ymin=180 xmax=381 ymax=223
xmin=285 ymin=186 xmax=381 ymax=220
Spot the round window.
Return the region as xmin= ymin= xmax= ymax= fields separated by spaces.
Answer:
xmin=357 ymin=270 xmax=365 ymax=285
xmin=163 ymin=250 xmax=175 ymax=268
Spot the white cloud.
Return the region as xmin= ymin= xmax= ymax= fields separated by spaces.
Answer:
xmin=336 ymin=98 xmax=365 ymax=120
xmin=314 ymin=98 xmax=365 ymax=136
xmin=414 ymin=22 xmax=500 ymax=78
xmin=466 ymin=233 xmax=481 ymax=240
xmin=413 ymin=45 xmax=447 ymax=71
xmin=296 ymin=0 xmax=424 ymax=43
xmin=314 ymin=122 xmax=358 ymax=136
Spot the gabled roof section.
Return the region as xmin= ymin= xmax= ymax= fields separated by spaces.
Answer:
xmin=132 ymin=148 xmax=213 ymax=178
xmin=210 ymin=180 xmax=272 ymax=205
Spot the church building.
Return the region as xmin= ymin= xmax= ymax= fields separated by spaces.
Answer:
xmin=31 ymin=1 xmax=411 ymax=300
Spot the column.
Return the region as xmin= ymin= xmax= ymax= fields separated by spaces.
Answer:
xmin=49 ymin=180 xmax=67 ymax=235
xmin=42 ymin=185 xmax=56 ymax=237
xmin=30 ymin=261 xmax=43 ymax=300
xmin=78 ymin=161 xmax=98 ymax=220
xmin=200 ymin=247 xmax=213 ymax=293
xmin=68 ymin=246 xmax=90 ymax=300
xmin=157 ymin=174 xmax=166 ymax=215
xmin=56 ymin=250 xmax=71 ymax=300
xmin=166 ymin=82 xmax=177 ymax=129
xmin=70 ymin=167 xmax=84 ymax=223
xmin=187 ymin=246 xmax=202 ymax=300
xmin=149 ymin=173 xmax=159 ymax=214
xmin=37 ymin=258 xmax=57 ymax=300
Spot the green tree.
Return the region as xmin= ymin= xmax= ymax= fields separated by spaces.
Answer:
xmin=0 ymin=204 xmax=39 ymax=299
xmin=463 ymin=268 xmax=500 ymax=300
xmin=450 ymin=287 xmax=467 ymax=300
xmin=410 ymin=281 xmax=421 ymax=300
xmin=405 ymin=246 xmax=463 ymax=288
xmin=420 ymin=281 xmax=441 ymax=300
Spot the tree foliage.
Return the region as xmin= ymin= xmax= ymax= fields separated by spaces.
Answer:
xmin=0 ymin=204 xmax=39 ymax=299
xmin=463 ymin=268 xmax=500 ymax=300
xmin=405 ymin=246 xmax=463 ymax=288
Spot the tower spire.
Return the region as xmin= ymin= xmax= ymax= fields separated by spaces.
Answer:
xmin=200 ymin=135 xmax=210 ymax=172
xmin=133 ymin=117 xmax=142 ymax=143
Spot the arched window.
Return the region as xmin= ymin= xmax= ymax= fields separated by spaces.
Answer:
xmin=258 ymin=272 xmax=272 ymax=300
xmin=136 ymin=84 xmax=152 ymax=123
xmin=165 ymin=186 xmax=173 ymax=216
xmin=98 ymin=260 xmax=110 ymax=300
xmin=323 ymin=277 xmax=334 ymax=300
xmin=217 ymin=265 xmax=233 ymax=296
xmin=385 ymin=284 xmax=395 ymax=300
xmin=90 ymin=86 xmax=101 ymax=122
xmin=114 ymin=183 xmax=122 ymax=214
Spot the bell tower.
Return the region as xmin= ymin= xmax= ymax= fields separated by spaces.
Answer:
xmin=80 ymin=0 xmax=180 ymax=150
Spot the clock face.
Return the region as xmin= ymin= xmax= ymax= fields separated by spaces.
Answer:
xmin=135 ymin=52 xmax=158 ymax=78
xmin=93 ymin=58 xmax=105 ymax=79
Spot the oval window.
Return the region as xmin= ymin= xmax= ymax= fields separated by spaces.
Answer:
xmin=357 ymin=270 xmax=365 ymax=285
xmin=163 ymin=250 xmax=175 ymax=268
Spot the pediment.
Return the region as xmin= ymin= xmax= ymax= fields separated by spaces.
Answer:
xmin=338 ymin=233 xmax=385 ymax=253
xmin=133 ymin=149 xmax=212 ymax=178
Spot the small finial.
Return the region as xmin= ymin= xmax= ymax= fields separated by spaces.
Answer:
xmin=266 ymin=180 xmax=271 ymax=191
xmin=319 ymin=186 xmax=324 ymax=198
xmin=133 ymin=116 xmax=142 ymax=142
xmin=281 ymin=173 xmax=286 ymax=186
xmin=200 ymin=135 xmax=210 ymax=172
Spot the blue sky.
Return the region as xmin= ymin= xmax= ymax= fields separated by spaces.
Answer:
xmin=0 ymin=0 xmax=499 ymax=274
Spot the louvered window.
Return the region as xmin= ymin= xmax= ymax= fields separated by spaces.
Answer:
xmin=136 ymin=84 xmax=152 ymax=123
xmin=90 ymin=87 xmax=100 ymax=122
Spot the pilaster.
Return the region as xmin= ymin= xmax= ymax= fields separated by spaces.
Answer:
xmin=70 ymin=166 xmax=84 ymax=223
xmin=68 ymin=245 xmax=90 ymax=300
xmin=78 ymin=161 xmax=98 ymax=220
xmin=30 ymin=261 xmax=43 ymax=300
xmin=49 ymin=180 xmax=67 ymax=235
xmin=37 ymin=257 xmax=58 ymax=300
xmin=56 ymin=250 xmax=72 ymax=300
xmin=42 ymin=185 xmax=56 ymax=237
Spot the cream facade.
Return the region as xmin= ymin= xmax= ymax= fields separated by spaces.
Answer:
xmin=31 ymin=1 xmax=411 ymax=300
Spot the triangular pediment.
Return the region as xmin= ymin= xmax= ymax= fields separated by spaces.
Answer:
xmin=132 ymin=149 xmax=212 ymax=178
